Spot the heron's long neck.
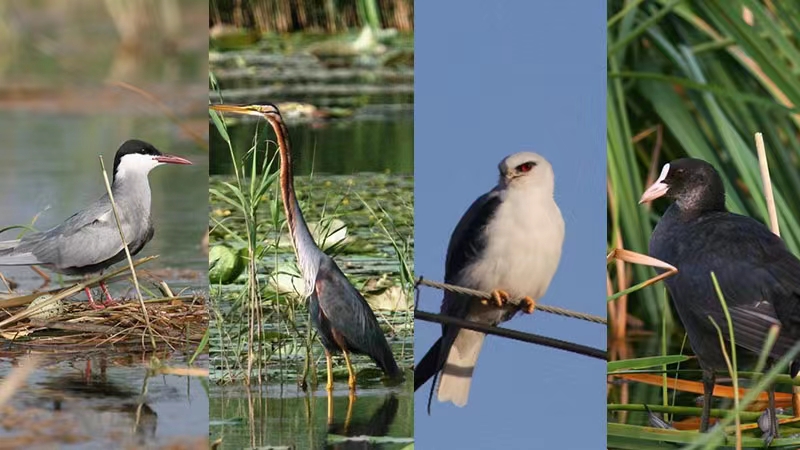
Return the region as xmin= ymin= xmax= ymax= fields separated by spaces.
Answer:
xmin=275 ymin=122 xmax=322 ymax=267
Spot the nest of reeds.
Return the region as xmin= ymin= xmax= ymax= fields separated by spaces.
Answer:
xmin=0 ymin=257 xmax=207 ymax=350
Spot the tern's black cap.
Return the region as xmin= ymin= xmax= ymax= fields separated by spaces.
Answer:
xmin=113 ymin=139 xmax=162 ymax=176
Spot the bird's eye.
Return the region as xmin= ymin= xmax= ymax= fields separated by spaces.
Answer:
xmin=517 ymin=162 xmax=536 ymax=173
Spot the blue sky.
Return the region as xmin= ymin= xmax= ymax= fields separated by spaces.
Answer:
xmin=414 ymin=1 xmax=606 ymax=448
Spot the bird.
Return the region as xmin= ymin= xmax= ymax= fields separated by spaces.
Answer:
xmin=0 ymin=139 xmax=192 ymax=309
xmin=210 ymin=103 xmax=402 ymax=391
xmin=640 ymin=158 xmax=800 ymax=443
xmin=414 ymin=151 xmax=565 ymax=408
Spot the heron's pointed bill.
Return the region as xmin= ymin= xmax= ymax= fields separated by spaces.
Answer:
xmin=639 ymin=163 xmax=671 ymax=204
xmin=155 ymin=154 xmax=193 ymax=165
xmin=209 ymin=104 xmax=277 ymax=117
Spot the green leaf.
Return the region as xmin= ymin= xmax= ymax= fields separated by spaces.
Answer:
xmin=608 ymin=355 xmax=690 ymax=373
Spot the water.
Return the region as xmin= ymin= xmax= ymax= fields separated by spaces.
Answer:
xmin=0 ymin=353 xmax=208 ymax=449
xmin=211 ymin=383 xmax=413 ymax=450
xmin=210 ymin=117 xmax=413 ymax=176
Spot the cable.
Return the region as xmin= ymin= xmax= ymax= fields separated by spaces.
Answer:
xmin=414 ymin=310 xmax=607 ymax=360
xmin=416 ymin=277 xmax=607 ymax=325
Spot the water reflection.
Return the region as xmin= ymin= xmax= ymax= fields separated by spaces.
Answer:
xmin=42 ymin=370 xmax=159 ymax=447
xmin=327 ymin=394 xmax=401 ymax=449
xmin=0 ymin=353 xmax=207 ymax=448
xmin=210 ymin=383 xmax=413 ymax=450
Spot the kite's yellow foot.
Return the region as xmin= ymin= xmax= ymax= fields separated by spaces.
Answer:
xmin=486 ymin=289 xmax=510 ymax=308
xmin=519 ymin=296 xmax=536 ymax=314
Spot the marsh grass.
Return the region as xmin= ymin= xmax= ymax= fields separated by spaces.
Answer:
xmin=209 ymin=107 xmax=278 ymax=384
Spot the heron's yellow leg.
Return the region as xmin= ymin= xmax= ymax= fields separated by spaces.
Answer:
xmin=520 ymin=296 xmax=536 ymax=314
xmin=326 ymin=389 xmax=334 ymax=425
xmin=343 ymin=350 xmax=357 ymax=390
xmin=345 ymin=389 xmax=355 ymax=431
xmin=325 ymin=350 xmax=334 ymax=392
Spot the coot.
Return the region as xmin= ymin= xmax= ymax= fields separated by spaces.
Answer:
xmin=640 ymin=158 xmax=800 ymax=442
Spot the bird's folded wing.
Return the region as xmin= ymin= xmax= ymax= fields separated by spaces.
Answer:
xmin=727 ymin=305 xmax=795 ymax=357
xmin=0 ymin=252 xmax=43 ymax=266
xmin=686 ymin=214 xmax=800 ymax=355
xmin=0 ymin=239 xmax=20 ymax=251
xmin=18 ymin=199 xmax=133 ymax=269
xmin=314 ymin=259 xmax=385 ymax=357
xmin=444 ymin=190 xmax=502 ymax=288
xmin=31 ymin=223 xmax=128 ymax=269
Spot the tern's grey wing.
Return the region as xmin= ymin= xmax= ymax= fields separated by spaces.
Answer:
xmin=13 ymin=195 xmax=147 ymax=270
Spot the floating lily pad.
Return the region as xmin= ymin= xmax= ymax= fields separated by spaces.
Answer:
xmin=209 ymin=245 xmax=247 ymax=284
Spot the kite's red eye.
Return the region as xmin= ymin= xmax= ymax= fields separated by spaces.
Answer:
xmin=517 ymin=162 xmax=536 ymax=173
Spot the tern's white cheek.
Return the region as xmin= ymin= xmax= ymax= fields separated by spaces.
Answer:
xmin=115 ymin=154 xmax=159 ymax=179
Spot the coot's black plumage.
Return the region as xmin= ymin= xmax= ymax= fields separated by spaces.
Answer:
xmin=640 ymin=158 xmax=800 ymax=441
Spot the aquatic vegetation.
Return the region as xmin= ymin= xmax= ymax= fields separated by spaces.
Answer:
xmin=209 ymin=172 xmax=414 ymax=385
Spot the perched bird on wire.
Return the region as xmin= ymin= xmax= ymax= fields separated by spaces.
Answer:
xmin=210 ymin=103 xmax=403 ymax=391
xmin=415 ymin=152 xmax=565 ymax=408
xmin=641 ymin=158 xmax=800 ymax=444
xmin=0 ymin=140 xmax=192 ymax=309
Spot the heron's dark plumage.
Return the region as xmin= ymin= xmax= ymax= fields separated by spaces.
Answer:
xmin=313 ymin=255 xmax=402 ymax=379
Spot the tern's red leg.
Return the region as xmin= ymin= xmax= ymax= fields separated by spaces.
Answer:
xmin=99 ymin=282 xmax=118 ymax=307
xmin=84 ymin=287 xmax=104 ymax=310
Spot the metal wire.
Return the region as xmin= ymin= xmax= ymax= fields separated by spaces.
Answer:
xmin=415 ymin=309 xmax=607 ymax=360
xmin=415 ymin=277 xmax=607 ymax=325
